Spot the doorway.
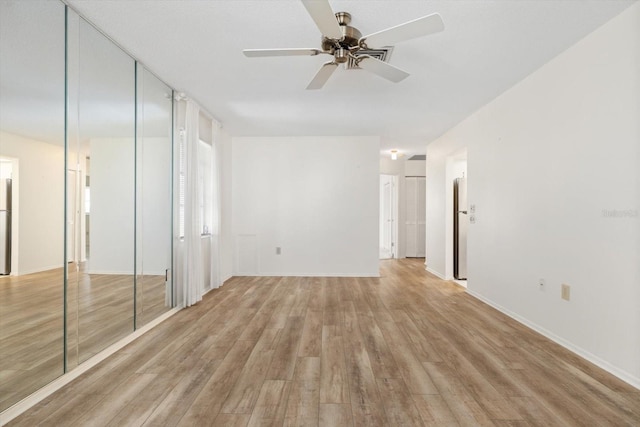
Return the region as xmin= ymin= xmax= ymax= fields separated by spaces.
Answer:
xmin=446 ymin=152 xmax=467 ymax=283
xmin=0 ymin=159 xmax=13 ymax=275
xmin=67 ymin=169 xmax=81 ymax=263
xmin=453 ymin=176 xmax=467 ymax=280
xmin=379 ymin=174 xmax=398 ymax=259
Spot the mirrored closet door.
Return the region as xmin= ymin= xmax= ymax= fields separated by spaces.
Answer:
xmin=0 ymin=1 xmax=175 ymax=411
xmin=136 ymin=67 xmax=174 ymax=327
xmin=66 ymin=12 xmax=137 ymax=367
xmin=0 ymin=0 xmax=66 ymax=411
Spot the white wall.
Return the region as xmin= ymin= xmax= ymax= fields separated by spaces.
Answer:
xmin=404 ymin=159 xmax=426 ymax=177
xmin=426 ymin=3 xmax=640 ymax=387
xmin=0 ymin=131 xmax=64 ymax=275
xmin=90 ymin=137 xmax=135 ymax=274
xmin=233 ymin=136 xmax=379 ymax=277
xmin=0 ymin=160 xmax=12 ymax=179
xmin=138 ymin=137 xmax=172 ymax=275
xmin=92 ymin=136 xmax=170 ymax=278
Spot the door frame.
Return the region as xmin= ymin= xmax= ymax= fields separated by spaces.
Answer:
xmin=444 ymin=150 xmax=467 ymax=281
xmin=0 ymin=157 xmax=18 ymax=275
xmin=66 ymin=169 xmax=81 ymax=263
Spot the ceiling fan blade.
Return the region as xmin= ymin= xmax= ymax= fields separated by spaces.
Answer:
xmin=360 ymin=13 xmax=444 ymax=47
xmin=243 ymin=48 xmax=323 ymax=57
xmin=306 ymin=62 xmax=338 ymax=90
xmin=301 ymin=0 xmax=343 ymax=39
xmin=357 ymin=56 xmax=410 ymax=83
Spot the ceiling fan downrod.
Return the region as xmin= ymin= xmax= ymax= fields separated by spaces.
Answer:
xmin=321 ymin=11 xmax=362 ymax=63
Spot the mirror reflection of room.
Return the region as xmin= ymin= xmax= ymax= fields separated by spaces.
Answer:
xmin=135 ymin=67 xmax=174 ymax=328
xmin=0 ymin=0 xmax=66 ymax=411
xmin=68 ymin=14 xmax=138 ymax=367
xmin=0 ymin=1 xmax=174 ymax=411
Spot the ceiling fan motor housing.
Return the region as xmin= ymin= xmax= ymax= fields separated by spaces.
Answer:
xmin=321 ymin=11 xmax=362 ymax=62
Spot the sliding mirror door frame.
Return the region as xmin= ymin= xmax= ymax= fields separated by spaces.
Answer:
xmin=135 ymin=65 xmax=175 ymax=328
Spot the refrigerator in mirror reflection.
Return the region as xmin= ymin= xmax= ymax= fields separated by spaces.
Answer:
xmin=0 ymin=178 xmax=11 ymax=275
xmin=453 ymin=177 xmax=467 ymax=280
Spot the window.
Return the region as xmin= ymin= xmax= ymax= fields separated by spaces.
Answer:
xmin=178 ymin=135 xmax=213 ymax=238
xmin=198 ymin=139 xmax=213 ymax=235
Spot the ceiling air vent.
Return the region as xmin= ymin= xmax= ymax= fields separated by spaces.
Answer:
xmin=408 ymin=154 xmax=426 ymax=160
xmin=347 ymin=47 xmax=394 ymax=70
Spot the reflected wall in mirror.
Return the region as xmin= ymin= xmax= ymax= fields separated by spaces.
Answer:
xmin=66 ymin=12 xmax=136 ymax=366
xmin=136 ymin=67 xmax=174 ymax=327
xmin=0 ymin=0 xmax=66 ymax=411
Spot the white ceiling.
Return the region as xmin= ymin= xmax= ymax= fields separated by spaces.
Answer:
xmin=44 ymin=1 xmax=640 ymax=155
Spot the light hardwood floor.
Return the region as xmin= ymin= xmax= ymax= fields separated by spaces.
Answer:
xmin=0 ymin=263 xmax=169 ymax=412
xmin=6 ymin=259 xmax=640 ymax=426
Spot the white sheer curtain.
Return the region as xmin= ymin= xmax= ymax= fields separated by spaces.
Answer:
xmin=209 ymin=126 xmax=222 ymax=290
xmin=181 ymin=99 xmax=204 ymax=307
xmin=175 ymin=96 xmax=222 ymax=307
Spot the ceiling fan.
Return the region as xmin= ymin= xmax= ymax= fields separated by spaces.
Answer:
xmin=243 ymin=0 xmax=444 ymax=89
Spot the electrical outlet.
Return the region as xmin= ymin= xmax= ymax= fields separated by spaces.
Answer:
xmin=561 ymin=283 xmax=571 ymax=301
xmin=469 ymin=215 xmax=476 ymax=224
xmin=539 ymin=279 xmax=545 ymax=290
xmin=276 ymin=247 xmax=281 ymax=255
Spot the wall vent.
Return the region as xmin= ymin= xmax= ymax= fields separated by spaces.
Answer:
xmin=347 ymin=47 xmax=394 ymax=69
xmin=408 ymin=155 xmax=426 ymax=160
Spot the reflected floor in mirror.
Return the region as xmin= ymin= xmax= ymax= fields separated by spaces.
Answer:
xmin=0 ymin=262 xmax=170 ymax=411
xmin=0 ymin=268 xmax=64 ymax=411
xmin=136 ymin=275 xmax=172 ymax=329
xmin=67 ymin=262 xmax=135 ymax=367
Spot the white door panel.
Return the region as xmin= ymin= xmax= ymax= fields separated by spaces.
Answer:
xmin=405 ymin=176 xmax=426 ymax=257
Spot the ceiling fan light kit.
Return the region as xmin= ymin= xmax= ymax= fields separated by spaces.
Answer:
xmin=243 ymin=0 xmax=444 ymax=89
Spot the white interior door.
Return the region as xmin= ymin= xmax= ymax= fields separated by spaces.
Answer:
xmin=405 ymin=176 xmax=426 ymax=257
xmin=379 ymin=175 xmax=396 ymax=259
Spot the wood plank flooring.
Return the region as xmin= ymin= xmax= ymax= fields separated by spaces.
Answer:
xmin=6 ymin=259 xmax=640 ymax=426
xmin=0 ymin=263 xmax=170 ymax=412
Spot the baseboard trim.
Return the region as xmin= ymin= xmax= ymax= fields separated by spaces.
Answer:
xmin=11 ymin=264 xmax=63 ymax=277
xmin=425 ymin=266 xmax=445 ymax=280
xmin=202 ymin=275 xmax=234 ymax=297
xmin=465 ymin=289 xmax=640 ymax=391
xmin=88 ymin=270 xmax=134 ymax=275
xmin=452 ymin=279 xmax=467 ymax=289
xmin=234 ymin=272 xmax=380 ymax=278
xmin=0 ymin=307 xmax=182 ymax=426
